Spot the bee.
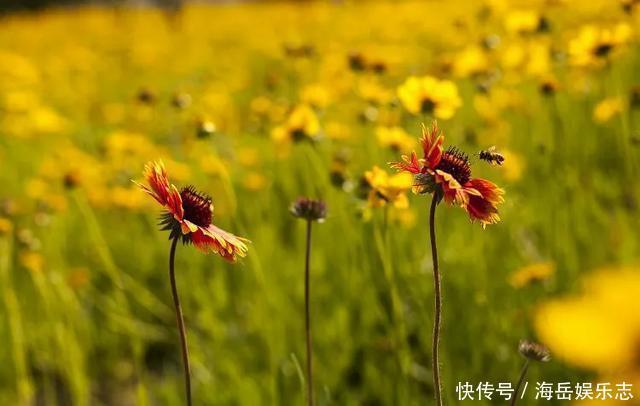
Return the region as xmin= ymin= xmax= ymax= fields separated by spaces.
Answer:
xmin=478 ymin=146 xmax=505 ymax=166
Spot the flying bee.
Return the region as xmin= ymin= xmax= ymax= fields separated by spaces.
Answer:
xmin=478 ymin=146 xmax=505 ymax=166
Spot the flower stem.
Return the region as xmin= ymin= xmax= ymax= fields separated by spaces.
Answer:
xmin=428 ymin=195 xmax=443 ymax=406
xmin=169 ymin=236 xmax=192 ymax=406
xmin=511 ymin=359 xmax=530 ymax=406
xmin=304 ymin=219 xmax=315 ymax=406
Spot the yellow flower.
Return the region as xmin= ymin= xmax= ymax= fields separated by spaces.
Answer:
xmin=509 ymin=262 xmax=555 ymax=288
xmin=397 ymin=76 xmax=462 ymax=119
xmin=243 ymin=172 xmax=268 ymax=191
xmin=375 ymin=126 xmax=416 ymax=153
xmin=504 ymin=10 xmax=544 ymax=35
xmin=0 ymin=217 xmax=13 ymax=235
xmin=2 ymin=102 xmax=68 ymax=138
xmin=358 ymin=78 xmax=394 ymax=105
xmin=501 ymin=43 xmax=526 ymax=71
xmin=474 ymin=88 xmax=519 ymax=124
xmin=25 ymin=178 xmax=50 ymax=200
xmin=324 ymin=121 xmax=351 ymax=141
xmin=110 ymin=186 xmax=148 ymax=210
xmin=526 ymin=42 xmax=552 ymax=77
xmin=363 ymin=166 xmax=413 ymax=209
xmin=104 ymin=131 xmax=157 ymax=155
xmin=300 ymin=84 xmax=331 ymax=109
xmin=499 ymin=149 xmax=525 ymax=182
xmin=593 ymin=97 xmax=624 ymax=123
xmin=250 ymin=96 xmax=273 ymax=118
xmin=31 ymin=107 xmax=68 ymax=135
xmin=236 ymin=147 xmax=260 ymax=167
xmin=500 ymin=41 xmax=551 ymax=79
xmin=535 ymin=266 xmax=640 ymax=373
xmin=100 ymin=103 xmax=126 ymax=125
xmin=569 ymin=23 xmax=633 ymax=67
xmin=539 ymin=76 xmax=560 ymax=95
xmin=271 ymin=104 xmax=320 ymax=144
xmin=2 ymin=91 xmax=39 ymax=113
xmin=389 ymin=208 xmax=417 ymax=229
xmin=483 ymin=0 xmax=507 ymax=15
xmin=19 ymin=251 xmax=44 ymax=273
xmin=452 ymin=46 xmax=490 ymax=78
xmin=0 ymin=51 xmax=40 ymax=87
xmin=621 ymin=0 xmax=640 ymax=14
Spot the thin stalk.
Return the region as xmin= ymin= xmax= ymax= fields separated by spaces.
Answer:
xmin=511 ymin=359 xmax=530 ymax=406
xmin=169 ymin=237 xmax=192 ymax=406
xmin=304 ymin=219 xmax=315 ymax=406
xmin=428 ymin=195 xmax=442 ymax=406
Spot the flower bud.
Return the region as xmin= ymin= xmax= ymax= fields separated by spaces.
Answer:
xmin=518 ymin=339 xmax=551 ymax=362
xmin=290 ymin=197 xmax=327 ymax=222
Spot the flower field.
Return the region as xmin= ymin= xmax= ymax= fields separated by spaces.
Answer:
xmin=1 ymin=0 xmax=639 ymax=404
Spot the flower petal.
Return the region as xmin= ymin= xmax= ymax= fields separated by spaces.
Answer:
xmin=466 ymin=193 xmax=501 ymax=228
xmin=434 ymin=170 xmax=467 ymax=206
xmin=191 ymin=224 xmax=250 ymax=262
xmin=420 ymin=121 xmax=444 ymax=169
xmin=463 ymin=177 xmax=505 ymax=227
xmin=180 ymin=219 xmax=199 ymax=234
xmin=389 ymin=151 xmax=422 ymax=174
xmin=466 ymin=178 xmax=505 ymax=205
xmin=135 ymin=160 xmax=184 ymax=221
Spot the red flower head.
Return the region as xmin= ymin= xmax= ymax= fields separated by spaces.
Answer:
xmin=135 ymin=161 xmax=249 ymax=262
xmin=390 ymin=122 xmax=505 ymax=227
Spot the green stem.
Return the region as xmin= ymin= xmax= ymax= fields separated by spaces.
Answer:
xmin=169 ymin=237 xmax=192 ymax=406
xmin=511 ymin=359 xmax=530 ymax=406
xmin=428 ymin=195 xmax=442 ymax=406
xmin=304 ymin=220 xmax=314 ymax=406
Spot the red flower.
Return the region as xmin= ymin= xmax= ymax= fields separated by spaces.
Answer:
xmin=135 ymin=161 xmax=249 ymax=262
xmin=390 ymin=122 xmax=505 ymax=227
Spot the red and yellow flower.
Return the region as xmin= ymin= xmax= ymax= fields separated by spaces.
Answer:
xmin=390 ymin=122 xmax=505 ymax=227
xmin=135 ymin=161 xmax=249 ymax=262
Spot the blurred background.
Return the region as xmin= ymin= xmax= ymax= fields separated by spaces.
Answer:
xmin=1 ymin=0 xmax=639 ymax=404
xmin=0 ymin=0 xmax=271 ymax=14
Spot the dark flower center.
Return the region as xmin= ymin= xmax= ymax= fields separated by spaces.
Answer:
xmin=594 ymin=43 xmax=613 ymax=57
xmin=348 ymin=53 xmax=366 ymax=71
xmin=436 ymin=147 xmax=471 ymax=185
xmin=291 ymin=128 xmax=307 ymax=141
xmin=180 ymin=186 xmax=212 ymax=227
xmin=537 ymin=17 xmax=550 ymax=33
xmin=421 ymin=99 xmax=436 ymax=114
